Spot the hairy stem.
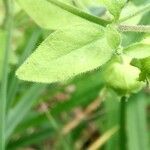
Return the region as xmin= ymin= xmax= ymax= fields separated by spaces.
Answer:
xmin=120 ymin=96 xmax=127 ymax=150
xmin=0 ymin=0 xmax=13 ymax=149
xmin=118 ymin=25 xmax=150 ymax=33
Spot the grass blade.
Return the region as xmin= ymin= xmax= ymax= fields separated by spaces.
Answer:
xmin=0 ymin=0 xmax=13 ymax=149
xmin=7 ymin=128 xmax=53 ymax=150
xmin=127 ymin=93 xmax=149 ymax=150
xmin=6 ymin=84 xmax=46 ymax=140
xmin=120 ymin=96 xmax=127 ymax=150
xmin=104 ymin=90 xmax=120 ymax=150
xmin=7 ymin=28 xmax=42 ymax=109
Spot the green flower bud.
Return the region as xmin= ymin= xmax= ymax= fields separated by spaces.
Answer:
xmin=104 ymin=56 xmax=144 ymax=95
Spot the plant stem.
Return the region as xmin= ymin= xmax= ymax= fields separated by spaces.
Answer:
xmin=0 ymin=0 xmax=13 ymax=149
xmin=118 ymin=25 xmax=150 ymax=33
xmin=120 ymin=96 xmax=127 ymax=150
xmin=119 ymin=3 xmax=150 ymax=23
xmin=47 ymin=0 xmax=111 ymax=26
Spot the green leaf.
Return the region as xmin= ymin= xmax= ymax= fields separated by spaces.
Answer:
xmin=127 ymin=93 xmax=149 ymax=150
xmin=7 ymin=128 xmax=54 ymax=150
xmin=106 ymin=25 xmax=121 ymax=50
xmin=124 ymin=40 xmax=150 ymax=59
xmin=131 ymin=0 xmax=149 ymax=6
xmin=16 ymin=24 xmax=114 ymax=83
xmin=142 ymin=57 xmax=150 ymax=74
xmin=16 ymin=0 xmax=83 ymax=29
xmin=104 ymin=90 xmax=120 ymax=150
xmin=7 ymin=28 xmax=42 ymax=110
xmin=140 ymin=57 xmax=150 ymax=79
xmin=98 ymin=0 xmax=127 ymax=19
xmin=16 ymin=0 xmax=109 ymax=29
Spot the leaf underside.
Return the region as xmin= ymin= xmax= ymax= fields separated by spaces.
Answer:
xmin=125 ymin=43 xmax=150 ymax=59
xmin=16 ymin=0 xmax=108 ymax=29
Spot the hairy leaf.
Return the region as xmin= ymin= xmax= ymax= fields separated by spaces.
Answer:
xmin=98 ymin=0 xmax=127 ymax=19
xmin=16 ymin=0 xmax=86 ymax=29
xmin=106 ymin=25 xmax=121 ymax=49
xmin=16 ymin=24 xmax=114 ymax=83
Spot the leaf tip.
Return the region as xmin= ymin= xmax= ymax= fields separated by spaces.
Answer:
xmin=15 ymin=66 xmax=26 ymax=81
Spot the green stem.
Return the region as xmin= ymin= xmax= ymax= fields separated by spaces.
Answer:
xmin=119 ymin=3 xmax=150 ymax=23
xmin=0 ymin=0 xmax=13 ymax=149
xmin=118 ymin=25 xmax=150 ymax=33
xmin=47 ymin=0 xmax=110 ymax=26
xmin=120 ymin=96 xmax=127 ymax=150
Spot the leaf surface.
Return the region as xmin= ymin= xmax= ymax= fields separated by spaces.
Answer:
xmin=98 ymin=0 xmax=127 ymax=19
xmin=141 ymin=57 xmax=150 ymax=79
xmin=125 ymin=40 xmax=150 ymax=59
xmin=16 ymin=0 xmax=108 ymax=29
xmin=16 ymin=24 xmax=114 ymax=83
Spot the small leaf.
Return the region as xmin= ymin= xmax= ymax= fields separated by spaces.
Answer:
xmin=98 ymin=0 xmax=127 ymax=19
xmin=140 ymin=57 xmax=150 ymax=79
xmin=106 ymin=25 xmax=121 ymax=50
xmin=124 ymin=39 xmax=150 ymax=59
xmin=16 ymin=24 xmax=114 ymax=83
